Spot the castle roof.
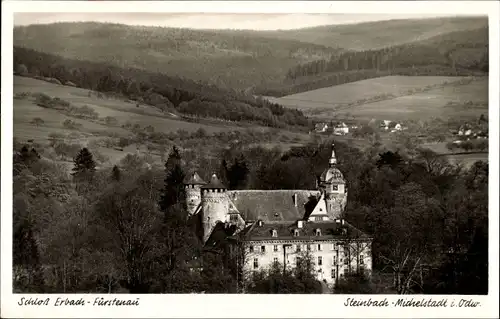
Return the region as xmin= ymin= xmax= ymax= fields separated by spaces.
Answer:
xmin=320 ymin=167 xmax=345 ymax=183
xmin=227 ymin=190 xmax=320 ymax=222
xmin=237 ymin=219 xmax=371 ymax=241
xmin=320 ymin=143 xmax=345 ymax=183
xmin=201 ymin=173 xmax=226 ymax=189
xmin=184 ymin=172 xmax=207 ymax=185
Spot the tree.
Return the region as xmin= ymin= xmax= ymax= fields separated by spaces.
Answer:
xmin=415 ymin=148 xmax=448 ymax=176
xmin=13 ymin=218 xmax=45 ymax=292
xmin=16 ymin=63 xmax=29 ymax=76
xmin=95 ymin=180 xmax=162 ymax=293
xmin=111 ymin=165 xmax=121 ymax=182
xmin=334 ymin=272 xmax=375 ymax=294
xmin=71 ymin=148 xmax=97 ymax=184
xmin=159 ymin=146 xmax=186 ymax=212
xmin=227 ymin=155 xmax=249 ymax=190
xmin=14 ymin=146 xmax=41 ymax=175
xmin=30 ymin=117 xmax=45 ymax=126
xmin=246 ymin=250 xmax=323 ymax=294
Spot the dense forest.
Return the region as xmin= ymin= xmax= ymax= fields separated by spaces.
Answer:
xmin=14 ymin=17 xmax=488 ymax=96
xmin=14 ymin=22 xmax=339 ymax=90
xmin=14 ymin=47 xmax=309 ymax=128
xmin=13 ymin=137 xmax=488 ymax=294
xmin=255 ymin=27 xmax=489 ymax=96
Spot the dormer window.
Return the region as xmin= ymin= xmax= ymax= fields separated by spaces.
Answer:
xmin=332 ymin=185 xmax=338 ymax=191
xmin=293 ymin=229 xmax=300 ymax=237
xmin=271 ymin=229 xmax=278 ymax=237
xmin=315 ymin=228 xmax=322 ymax=236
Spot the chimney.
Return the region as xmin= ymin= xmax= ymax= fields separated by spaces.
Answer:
xmin=297 ymin=220 xmax=304 ymax=228
xmin=293 ymin=193 xmax=298 ymax=207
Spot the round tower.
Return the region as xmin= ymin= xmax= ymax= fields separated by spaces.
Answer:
xmin=201 ymin=173 xmax=229 ymax=243
xmin=184 ymin=172 xmax=207 ymax=216
xmin=319 ymin=143 xmax=348 ymax=219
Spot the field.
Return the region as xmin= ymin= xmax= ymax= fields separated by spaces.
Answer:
xmin=13 ymin=76 xmax=309 ymax=168
xmin=421 ymin=142 xmax=488 ymax=168
xmin=271 ymin=76 xmax=488 ymax=121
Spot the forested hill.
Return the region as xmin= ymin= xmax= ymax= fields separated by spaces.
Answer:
xmin=255 ymin=27 xmax=489 ymax=97
xmin=13 ymin=22 xmax=339 ymax=90
xmin=248 ymin=16 xmax=488 ymax=50
xmin=13 ymin=17 xmax=487 ymax=92
xmin=14 ymin=47 xmax=310 ymax=129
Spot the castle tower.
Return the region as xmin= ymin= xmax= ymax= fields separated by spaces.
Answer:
xmin=319 ymin=143 xmax=348 ymax=219
xmin=184 ymin=172 xmax=207 ymax=216
xmin=201 ymin=173 xmax=229 ymax=243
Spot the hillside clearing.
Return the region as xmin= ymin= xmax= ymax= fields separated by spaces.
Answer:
xmin=271 ymin=76 xmax=487 ymax=121
xmin=14 ymin=76 xmax=311 ymax=170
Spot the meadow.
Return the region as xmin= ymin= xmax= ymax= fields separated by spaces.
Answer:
xmin=14 ymin=76 xmax=235 ymax=137
xmin=13 ymin=76 xmax=311 ymax=169
xmin=271 ymin=76 xmax=488 ymax=121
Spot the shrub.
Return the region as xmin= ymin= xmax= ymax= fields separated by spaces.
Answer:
xmin=14 ymin=92 xmax=31 ymax=100
xmin=104 ymin=116 xmax=118 ymax=125
xmin=63 ymin=119 xmax=82 ymax=130
xmin=30 ymin=118 xmax=45 ymax=126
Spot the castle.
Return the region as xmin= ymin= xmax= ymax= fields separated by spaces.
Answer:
xmin=184 ymin=144 xmax=372 ymax=286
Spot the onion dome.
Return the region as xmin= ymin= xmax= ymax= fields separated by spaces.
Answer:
xmin=320 ymin=143 xmax=345 ymax=183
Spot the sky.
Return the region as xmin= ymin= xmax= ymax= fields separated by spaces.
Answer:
xmin=13 ymin=13 xmax=455 ymax=30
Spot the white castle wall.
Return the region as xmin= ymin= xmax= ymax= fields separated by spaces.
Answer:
xmin=186 ymin=184 xmax=203 ymax=216
xmin=201 ymin=188 xmax=229 ymax=242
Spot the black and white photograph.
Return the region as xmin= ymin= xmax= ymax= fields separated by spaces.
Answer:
xmin=1 ymin=1 xmax=499 ymax=318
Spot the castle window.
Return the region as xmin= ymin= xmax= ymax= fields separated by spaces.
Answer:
xmin=344 ymin=258 xmax=348 ymax=265
xmin=253 ymin=258 xmax=259 ymax=269
xmin=271 ymin=229 xmax=278 ymax=237
xmin=318 ymin=256 xmax=323 ymax=266
xmin=273 ymin=257 xmax=278 ymax=264
xmin=307 ymin=244 xmax=311 ymax=251
xmin=261 ymin=245 xmax=266 ymax=253
xmin=360 ymin=255 xmax=364 ymax=265
xmin=317 ymin=244 xmax=322 ymax=251
xmin=249 ymin=245 xmax=254 ymax=253
xmin=333 ymin=256 xmax=338 ymax=265
xmin=315 ymin=216 xmax=322 ymax=222
xmin=331 ymin=269 xmax=336 ymax=279
xmin=296 ymin=244 xmax=301 ymax=252
xmin=294 ymin=229 xmax=299 ymax=237
xmin=344 ymin=268 xmax=349 ymax=276
xmin=273 ymin=245 xmax=278 ymax=252
xmin=332 ymin=185 xmax=338 ymax=191
xmin=315 ymin=228 xmax=321 ymax=236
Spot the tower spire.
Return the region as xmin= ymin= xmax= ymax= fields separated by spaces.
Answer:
xmin=329 ymin=143 xmax=337 ymax=167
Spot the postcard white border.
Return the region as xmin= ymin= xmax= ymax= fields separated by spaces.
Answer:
xmin=1 ymin=1 xmax=499 ymax=318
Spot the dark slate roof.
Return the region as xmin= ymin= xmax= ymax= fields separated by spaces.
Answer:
xmin=227 ymin=190 xmax=320 ymax=222
xmin=204 ymin=222 xmax=238 ymax=248
xmin=240 ymin=220 xmax=371 ymax=241
xmin=184 ymin=172 xmax=207 ymax=185
xmin=201 ymin=173 xmax=226 ymax=189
